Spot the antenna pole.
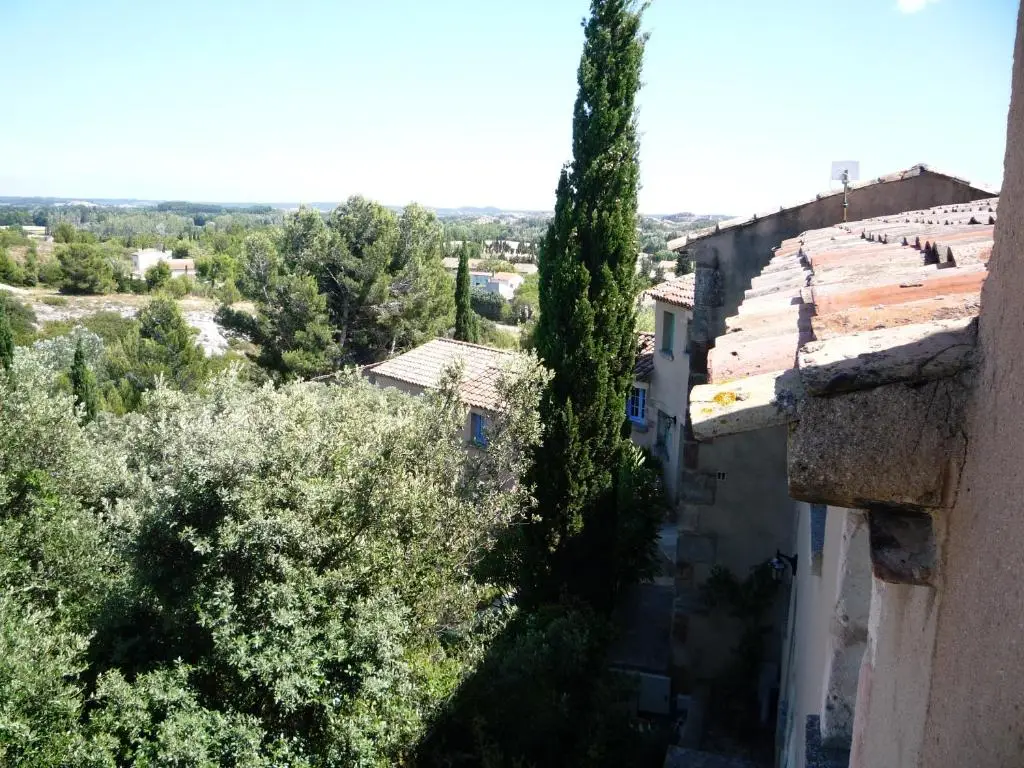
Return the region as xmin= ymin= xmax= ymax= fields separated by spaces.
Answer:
xmin=842 ymin=169 xmax=850 ymax=222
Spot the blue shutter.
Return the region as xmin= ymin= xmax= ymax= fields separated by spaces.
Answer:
xmin=471 ymin=412 xmax=488 ymax=446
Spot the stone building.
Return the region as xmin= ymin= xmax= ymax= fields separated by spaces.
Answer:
xmin=660 ymin=166 xmax=998 ymax=733
xmin=690 ymin=197 xmax=997 ymax=766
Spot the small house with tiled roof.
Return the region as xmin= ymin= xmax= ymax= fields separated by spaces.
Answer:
xmin=625 ymin=273 xmax=696 ymax=503
xmin=364 ymin=337 xmax=517 ymax=446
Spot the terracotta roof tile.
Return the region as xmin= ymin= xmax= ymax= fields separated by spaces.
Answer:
xmin=707 ymin=197 xmax=997 ymax=384
xmin=646 ymin=273 xmax=696 ymax=310
xmin=366 ymin=338 xmax=517 ymax=411
xmin=635 ymin=332 xmax=655 ymax=381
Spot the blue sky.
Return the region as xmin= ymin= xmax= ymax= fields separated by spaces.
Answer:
xmin=0 ymin=0 xmax=1017 ymax=214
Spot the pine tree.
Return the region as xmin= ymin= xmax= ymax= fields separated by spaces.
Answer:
xmin=454 ymin=242 xmax=474 ymax=342
xmin=70 ymin=338 xmax=98 ymax=422
xmin=524 ymin=0 xmax=647 ymax=605
xmin=0 ymin=298 xmax=13 ymax=371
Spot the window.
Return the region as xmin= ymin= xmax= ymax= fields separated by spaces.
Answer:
xmin=656 ymin=410 xmax=673 ymax=453
xmin=471 ymin=412 xmax=488 ymax=447
xmin=627 ymin=386 xmax=647 ymax=425
xmin=661 ymin=310 xmax=675 ymax=354
xmin=716 ymin=471 xmax=727 ymax=481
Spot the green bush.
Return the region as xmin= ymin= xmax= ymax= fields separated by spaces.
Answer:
xmin=470 ymin=288 xmax=510 ymax=322
xmin=0 ymin=294 xmax=38 ymax=345
xmin=37 ymin=260 xmax=64 ymax=287
xmin=216 ymin=278 xmax=241 ymax=305
xmin=144 ymin=261 xmax=171 ymax=291
xmin=0 ymin=249 xmax=26 ymax=285
xmin=162 ymin=276 xmax=188 ymax=298
xmin=39 ymin=295 xmax=69 ymax=307
xmin=57 ymin=244 xmax=116 ymax=295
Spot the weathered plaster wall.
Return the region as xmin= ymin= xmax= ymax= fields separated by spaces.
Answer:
xmin=849 ymin=574 xmax=941 ymax=768
xmin=777 ymin=504 xmax=843 ymax=768
xmin=919 ymin=7 xmax=1024 ymax=766
xmin=681 ymin=425 xmax=796 ymax=678
xmin=366 ymin=372 xmax=482 ymax=444
xmin=684 ymin=173 xmax=994 ymax=339
xmin=646 ymin=300 xmax=691 ymax=502
xmin=777 ymin=506 xmax=863 ymax=768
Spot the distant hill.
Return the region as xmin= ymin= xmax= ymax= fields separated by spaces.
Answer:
xmin=0 ymin=196 xmax=729 ymax=221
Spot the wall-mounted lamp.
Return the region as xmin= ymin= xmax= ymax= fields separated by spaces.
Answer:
xmin=770 ymin=550 xmax=798 ymax=580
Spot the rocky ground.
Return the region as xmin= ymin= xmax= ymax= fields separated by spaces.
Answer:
xmin=0 ymin=283 xmax=244 ymax=356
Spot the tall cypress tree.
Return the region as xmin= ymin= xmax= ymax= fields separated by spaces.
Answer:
xmin=525 ymin=0 xmax=647 ymax=605
xmin=454 ymin=242 xmax=474 ymax=342
xmin=70 ymin=338 xmax=98 ymax=422
xmin=0 ymin=299 xmax=13 ymax=371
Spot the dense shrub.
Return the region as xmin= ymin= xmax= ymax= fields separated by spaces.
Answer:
xmin=470 ymin=288 xmax=510 ymax=323
xmin=0 ymin=347 xmax=546 ymax=765
xmin=57 ymin=244 xmax=116 ymax=295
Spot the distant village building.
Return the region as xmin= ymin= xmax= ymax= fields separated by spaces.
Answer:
xmin=131 ymin=248 xmax=195 ymax=279
xmin=458 ymin=269 xmax=525 ymax=299
xmin=364 ymin=338 xmax=517 ymax=446
xmin=442 ymin=257 xmax=537 ymax=277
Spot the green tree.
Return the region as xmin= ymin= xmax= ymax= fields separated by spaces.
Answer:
xmin=526 ymin=0 xmax=648 ymax=604
xmin=54 ymin=222 xmax=77 ymax=244
xmin=675 ymin=250 xmax=694 ymax=276
xmin=144 ymin=260 xmax=171 ymax=291
xmin=171 ymin=240 xmax=190 ymax=260
xmin=136 ymin=296 xmax=206 ymax=387
xmin=0 ymin=299 xmax=13 ymax=370
xmin=454 ymin=243 xmax=474 ymax=341
xmin=69 ymin=338 xmax=98 ymax=422
xmin=380 ymin=203 xmax=455 ymax=354
xmin=258 ymin=271 xmax=338 ymax=377
xmin=57 ymin=243 xmax=116 ymax=295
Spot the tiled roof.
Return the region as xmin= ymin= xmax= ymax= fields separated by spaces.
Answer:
xmin=668 ymin=164 xmax=998 ymax=252
xmin=707 ymin=198 xmax=997 ymax=384
xmin=635 ymin=332 xmax=655 ymax=381
xmin=365 ymin=338 xmax=517 ymax=411
xmin=167 ymin=259 xmax=195 ymax=271
xmin=646 ymin=273 xmax=696 ymax=310
xmin=689 ymin=197 xmax=997 ymax=439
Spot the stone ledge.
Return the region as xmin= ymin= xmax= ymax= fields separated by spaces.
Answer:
xmin=789 ymin=375 xmax=969 ymax=509
xmin=798 ymin=317 xmax=977 ymax=396
xmin=689 ymin=369 xmax=803 ymax=440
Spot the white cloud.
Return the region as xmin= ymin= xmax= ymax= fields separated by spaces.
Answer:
xmin=897 ymin=0 xmax=938 ymax=13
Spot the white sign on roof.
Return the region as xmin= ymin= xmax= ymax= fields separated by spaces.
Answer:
xmin=831 ymin=161 xmax=860 ymax=182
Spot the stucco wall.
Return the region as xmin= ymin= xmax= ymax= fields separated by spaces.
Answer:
xmin=642 ymin=300 xmax=691 ymax=502
xmin=682 ymin=172 xmax=994 ymax=339
xmin=366 ymin=372 xmax=483 ymax=444
xmin=918 ymin=6 xmax=1024 ymax=766
xmin=849 ymin=574 xmax=940 ymax=768
xmin=683 ymin=425 xmax=796 ymax=678
xmin=777 ymin=505 xmax=859 ymax=768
